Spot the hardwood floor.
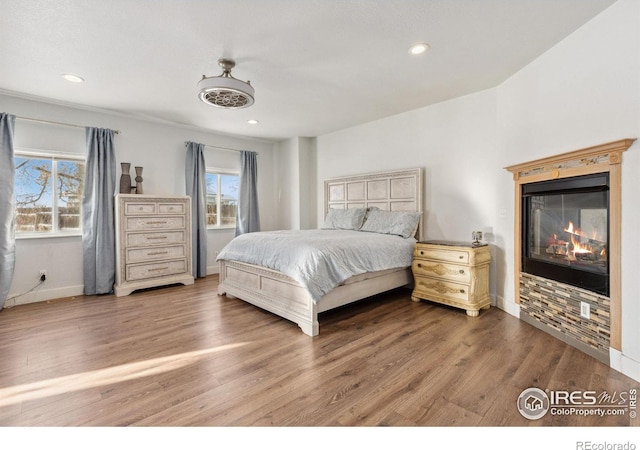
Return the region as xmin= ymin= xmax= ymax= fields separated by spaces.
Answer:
xmin=0 ymin=275 xmax=637 ymax=427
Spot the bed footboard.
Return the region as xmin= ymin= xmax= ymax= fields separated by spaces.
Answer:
xmin=218 ymin=260 xmax=319 ymax=336
xmin=218 ymin=260 xmax=413 ymax=336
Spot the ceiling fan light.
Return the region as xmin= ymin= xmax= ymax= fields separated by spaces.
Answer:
xmin=197 ymin=59 xmax=255 ymax=109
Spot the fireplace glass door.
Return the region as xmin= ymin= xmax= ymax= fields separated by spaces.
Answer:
xmin=522 ymin=173 xmax=609 ymax=296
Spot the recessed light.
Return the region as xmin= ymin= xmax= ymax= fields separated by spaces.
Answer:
xmin=247 ymin=119 xmax=259 ymax=125
xmin=62 ymin=73 xmax=85 ymax=83
xmin=408 ymin=43 xmax=430 ymax=55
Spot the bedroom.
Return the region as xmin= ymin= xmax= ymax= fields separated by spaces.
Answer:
xmin=1 ymin=0 xmax=639 ymax=445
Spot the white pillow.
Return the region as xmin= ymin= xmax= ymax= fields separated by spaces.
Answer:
xmin=360 ymin=209 xmax=421 ymax=238
xmin=321 ymin=208 xmax=367 ymax=231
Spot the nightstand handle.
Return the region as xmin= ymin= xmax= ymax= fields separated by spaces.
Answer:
xmin=459 ymin=255 xmax=463 ymax=259
xmin=417 ymin=263 xmax=422 ymax=268
xmin=459 ymin=269 xmax=465 ymax=274
xmin=460 ymin=289 xmax=465 ymax=294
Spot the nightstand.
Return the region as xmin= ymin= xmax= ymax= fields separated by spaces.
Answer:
xmin=411 ymin=240 xmax=491 ymax=316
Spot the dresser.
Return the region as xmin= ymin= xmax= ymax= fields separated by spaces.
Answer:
xmin=114 ymin=194 xmax=194 ymax=296
xmin=411 ymin=240 xmax=491 ymax=316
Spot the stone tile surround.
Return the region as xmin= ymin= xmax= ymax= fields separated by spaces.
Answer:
xmin=519 ymin=272 xmax=610 ymax=363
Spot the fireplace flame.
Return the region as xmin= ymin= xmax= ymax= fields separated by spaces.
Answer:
xmin=570 ymin=234 xmax=592 ymax=254
xmin=565 ymin=222 xmax=592 ymax=256
xmin=564 ymin=221 xmax=602 ymax=241
xmin=545 ymin=221 xmax=607 ymax=263
xmin=563 ymin=221 xmax=607 ymax=261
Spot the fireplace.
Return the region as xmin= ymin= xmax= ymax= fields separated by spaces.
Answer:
xmin=522 ymin=173 xmax=609 ymax=296
xmin=507 ymin=139 xmax=635 ymax=363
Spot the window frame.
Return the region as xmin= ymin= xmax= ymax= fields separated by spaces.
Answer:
xmin=205 ymin=167 xmax=239 ymax=230
xmin=14 ymin=148 xmax=86 ymax=239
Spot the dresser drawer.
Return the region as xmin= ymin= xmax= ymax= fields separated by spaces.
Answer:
xmin=411 ymin=260 xmax=471 ymax=283
xmin=125 ymin=215 xmax=186 ymax=231
xmin=414 ymin=276 xmax=470 ymax=303
xmin=158 ymin=202 xmax=186 ymax=214
xmin=126 ymin=230 xmax=186 ymax=247
xmin=125 ymin=202 xmax=157 ymax=215
xmin=126 ymin=259 xmax=188 ymax=281
xmin=126 ymin=244 xmax=186 ymax=264
xmin=414 ymin=247 xmax=469 ymax=264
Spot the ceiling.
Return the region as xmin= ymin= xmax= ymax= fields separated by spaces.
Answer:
xmin=0 ymin=0 xmax=617 ymax=142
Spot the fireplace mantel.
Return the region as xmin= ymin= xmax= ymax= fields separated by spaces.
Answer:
xmin=506 ymin=139 xmax=635 ymax=354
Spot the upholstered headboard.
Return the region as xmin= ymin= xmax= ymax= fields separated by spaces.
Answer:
xmin=323 ymin=167 xmax=424 ymax=240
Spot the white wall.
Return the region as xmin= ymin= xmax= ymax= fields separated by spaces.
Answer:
xmin=274 ymin=137 xmax=317 ymax=230
xmin=316 ymin=0 xmax=640 ymax=380
xmin=1 ymin=93 xmax=277 ymax=303
xmin=274 ymin=138 xmax=300 ymax=230
xmin=298 ymin=137 xmax=317 ymax=230
xmin=317 ymin=88 xmax=501 ymax=303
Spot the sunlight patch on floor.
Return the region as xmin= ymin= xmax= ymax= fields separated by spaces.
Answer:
xmin=0 ymin=342 xmax=249 ymax=407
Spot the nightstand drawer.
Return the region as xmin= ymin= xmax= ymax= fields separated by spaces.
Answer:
xmin=411 ymin=260 xmax=471 ymax=283
xmin=414 ymin=247 xmax=469 ymax=264
xmin=414 ymin=277 xmax=470 ymax=303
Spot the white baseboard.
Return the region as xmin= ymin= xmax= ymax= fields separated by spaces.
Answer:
xmin=610 ymin=348 xmax=640 ymax=383
xmin=6 ymin=285 xmax=85 ymax=308
xmin=207 ymin=264 xmax=220 ymax=275
xmin=494 ymin=295 xmax=520 ymax=318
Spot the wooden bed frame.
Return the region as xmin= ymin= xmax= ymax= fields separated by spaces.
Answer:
xmin=217 ymin=167 xmax=424 ymax=336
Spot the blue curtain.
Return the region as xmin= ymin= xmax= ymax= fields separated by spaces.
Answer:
xmin=0 ymin=113 xmax=16 ymax=309
xmin=185 ymin=142 xmax=207 ymax=278
xmin=82 ymin=128 xmax=116 ymax=295
xmin=235 ymin=150 xmax=260 ymax=236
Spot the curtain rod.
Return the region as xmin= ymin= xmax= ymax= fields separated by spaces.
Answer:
xmin=15 ymin=115 xmax=121 ymax=134
xmin=184 ymin=141 xmax=257 ymax=154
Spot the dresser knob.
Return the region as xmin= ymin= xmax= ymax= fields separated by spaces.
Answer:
xmin=417 ymin=263 xmax=422 ymax=268
xmin=460 ymin=289 xmax=465 ymax=294
xmin=459 ymin=269 xmax=465 ymax=274
xmin=459 ymin=255 xmax=463 ymax=259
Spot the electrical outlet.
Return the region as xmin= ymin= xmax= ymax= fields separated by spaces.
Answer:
xmin=580 ymin=301 xmax=590 ymax=319
xmin=39 ymin=270 xmax=46 ymax=281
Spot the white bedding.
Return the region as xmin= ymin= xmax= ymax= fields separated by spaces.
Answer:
xmin=216 ymin=229 xmax=416 ymax=302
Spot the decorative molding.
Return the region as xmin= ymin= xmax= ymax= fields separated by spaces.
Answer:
xmin=505 ymin=139 xmax=635 ymax=181
xmin=422 ymin=263 xmax=461 ymax=277
xmin=420 ymin=280 xmax=464 ymax=295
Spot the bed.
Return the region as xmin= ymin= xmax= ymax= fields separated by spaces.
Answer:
xmin=216 ymin=167 xmax=424 ymax=336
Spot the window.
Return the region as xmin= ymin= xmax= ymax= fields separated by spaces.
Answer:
xmin=206 ymin=169 xmax=239 ymax=228
xmin=14 ymin=151 xmax=85 ymax=236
